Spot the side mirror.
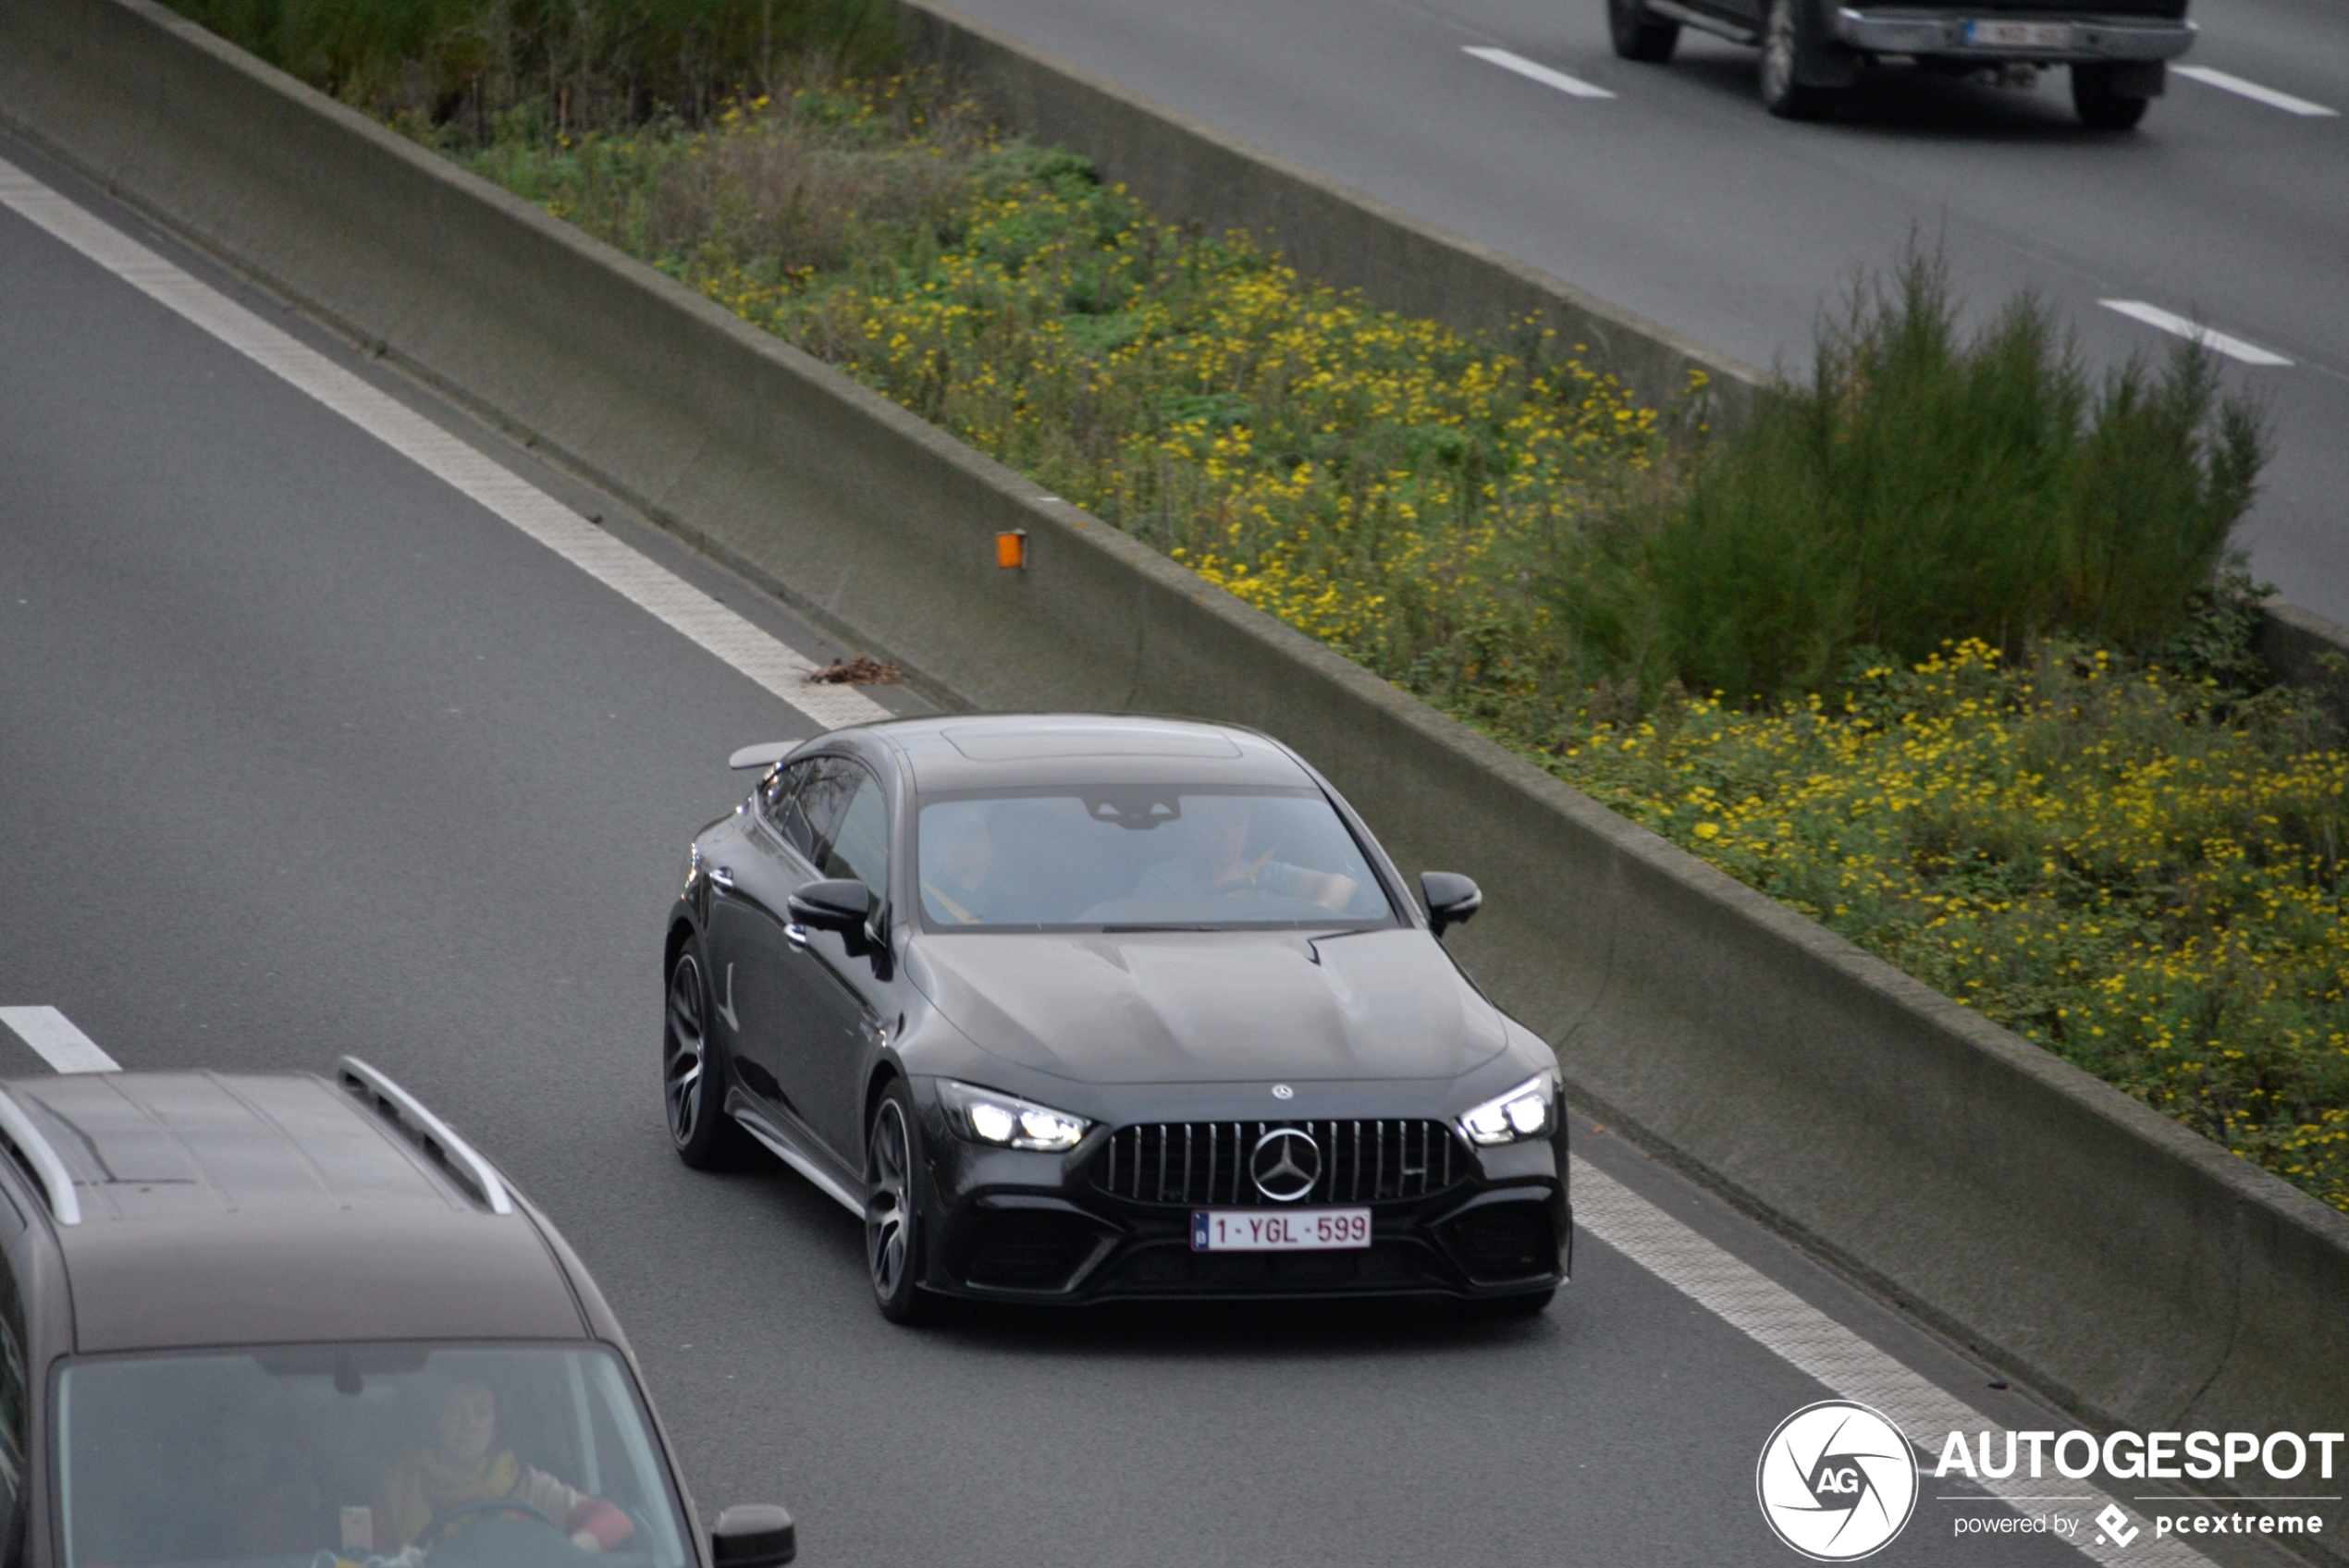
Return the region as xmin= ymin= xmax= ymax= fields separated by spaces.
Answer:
xmin=788 ymin=878 xmax=873 ymax=934
xmin=788 ymin=879 xmax=891 ymax=973
xmin=1420 ymin=872 xmax=1482 ymax=939
xmin=712 ymin=1503 xmax=796 ymax=1568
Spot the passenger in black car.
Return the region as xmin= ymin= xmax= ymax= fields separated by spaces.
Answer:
xmin=1137 ymin=794 xmax=1358 ymax=913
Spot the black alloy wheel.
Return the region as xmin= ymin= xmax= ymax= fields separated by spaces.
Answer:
xmin=1609 ymin=0 xmax=1681 ymax=62
xmin=664 ymin=945 xmax=749 ymax=1170
xmin=1759 ymin=0 xmax=1831 ymax=117
xmin=2072 ymin=64 xmax=2150 ymax=129
xmin=865 ymin=1081 xmax=938 ymax=1323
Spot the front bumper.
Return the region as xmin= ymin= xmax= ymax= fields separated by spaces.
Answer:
xmin=1828 ymin=8 xmax=2195 ymax=59
xmin=912 ymin=1092 xmax=1569 ymax=1305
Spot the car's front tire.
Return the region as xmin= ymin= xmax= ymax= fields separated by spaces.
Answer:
xmin=866 ymin=1080 xmax=941 ymax=1324
xmin=664 ymin=941 xmax=752 ymax=1170
xmin=1609 ymin=0 xmax=1681 ymax=62
xmin=1759 ymin=0 xmax=1837 ymax=117
xmin=2072 ymin=63 xmax=2150 ymax=129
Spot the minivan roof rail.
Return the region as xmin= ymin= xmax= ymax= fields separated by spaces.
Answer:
xmin=336 ymin=1057 xmax=514 ymax=1216
xmin=0 ymin=1088 xmax=81 ymax=1226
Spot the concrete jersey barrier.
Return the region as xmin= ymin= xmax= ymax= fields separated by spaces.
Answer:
xmin=4 ymin=0 xmax=2343 ymax=1485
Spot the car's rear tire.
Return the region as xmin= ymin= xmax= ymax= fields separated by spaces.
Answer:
xmin=1759 ymin=0 xmax=1835 ymax=118
xmin=664 ymin=942 xmax=752 ymax=1170
xmin=2072 ymin=63 xmax=2150 ymax=129
xmin=1609 ymin=0 xmax=1681 ymax=62
xmin=866 ymin=1080 xmax=942 ymax=1324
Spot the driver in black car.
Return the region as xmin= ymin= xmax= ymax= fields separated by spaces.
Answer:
xmin=375 ymin=1378 xmax=633 ymax=1554
xmin=1138 ymin=794 xmax=1357 ymax=912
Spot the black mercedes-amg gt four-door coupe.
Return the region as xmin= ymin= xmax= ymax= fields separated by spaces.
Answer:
xmin=661 ymin=715 xmax=1569 ymax=1320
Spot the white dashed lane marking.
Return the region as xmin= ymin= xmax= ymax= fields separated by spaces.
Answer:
xmin=2098 ymin=300 xmax=2294 ymax=366
xmin=0 ymin=1008 xmax=121 ymax=1073
xmin=0 ymin=156 xmax=892 ymax=733
xmin=2173 ymin=67 xmax=2338 ymax=117
xmin=1464 ymin=46 xmax=1617 ymax=99
xmin=1574 ymin=1157 xmax=2220 ymax=1564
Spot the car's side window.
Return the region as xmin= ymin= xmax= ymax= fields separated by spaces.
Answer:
xmin=819 ymin=769 xmax=891 ymax=899
xmin=786 ymin=760 xmax=860 ymax=872
xmin=761 ymin=757 xmax=829 ymax=862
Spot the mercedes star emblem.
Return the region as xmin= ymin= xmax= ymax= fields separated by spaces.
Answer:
xmin=1249 ymin=1127 xmax=1321 ymax=1202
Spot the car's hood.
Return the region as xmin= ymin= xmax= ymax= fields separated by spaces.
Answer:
xmin=906 ymin=927 xmax=1507 ymax=1084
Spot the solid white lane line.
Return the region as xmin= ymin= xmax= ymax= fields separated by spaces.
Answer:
xmin=2172 ymin=66 xmax=2338 ymax=117
xmin=1573 ymin=1157 xmax=2220 ymax=1565
xmin=1464 ymin=46 xmax=1617 ymax=100
xmin=0 ymin=1009 xmax=121 ymax=1073
xmin=0 ymin=158 xmax=892 ymax=732
xmin=2098 ymin=300 xmax=2294 ymax=366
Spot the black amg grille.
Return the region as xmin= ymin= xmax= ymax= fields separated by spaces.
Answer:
xmin=1094 ymin=1120 xmax=1464 ymax=1207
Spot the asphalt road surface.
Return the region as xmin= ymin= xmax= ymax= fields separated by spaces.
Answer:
xmin=940 ymin=0 xmax=2349 ymax=626
xmin=0 ymin=135 xmax=2307 ymax=1568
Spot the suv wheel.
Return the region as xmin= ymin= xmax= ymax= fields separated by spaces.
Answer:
xmin=663 ymin=944 xmax=751 ymax=1170
xmin=866 ymin=1081 xmax=940 ymax=1323
xmin=2072 ymin=63 xmax=2150 ymax=129
xmin=1759 ymin=0 xmax=1832 ymax=117
xmin=1609 ymin=0 xmax=1681 ymax=62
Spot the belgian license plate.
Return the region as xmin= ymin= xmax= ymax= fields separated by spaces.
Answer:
xmin=1191 ymin=1207 xmax=1372 ymax=1251
xmin=1965 ymin=18 xmax=2073 ymax=46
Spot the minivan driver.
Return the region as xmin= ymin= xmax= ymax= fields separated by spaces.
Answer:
xmin=376 ymin=1378 xmax=633 ymax=1554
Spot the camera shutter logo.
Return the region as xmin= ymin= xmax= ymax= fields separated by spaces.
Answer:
xmin=1756 ymin=1401 xmax=1918 ymax=1561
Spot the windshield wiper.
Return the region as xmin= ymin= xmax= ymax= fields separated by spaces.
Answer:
xmin=1099 ymin=924 xmax=1224 ymax=933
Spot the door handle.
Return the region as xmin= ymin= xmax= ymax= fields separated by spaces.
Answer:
xmin=709 ymin=864 xmax=737 ymax=892
xmin=784 ymin=923 xmax=809 ymax=948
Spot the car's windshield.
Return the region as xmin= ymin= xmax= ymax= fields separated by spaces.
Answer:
xmin=916 ymin=786 xmax=1395 ymax=929
xmin=55 ymin=1342 xmax=691 ymax=1568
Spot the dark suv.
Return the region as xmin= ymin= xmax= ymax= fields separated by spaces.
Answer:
xmin=0 ymin=1059 xmax=795 ymax=1568
xmin=1608 ymin=0 xmax=2194 ymax=126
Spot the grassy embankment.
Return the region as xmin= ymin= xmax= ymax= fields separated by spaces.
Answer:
xmin=172 ymin=0 xmax=2347 ymax=1210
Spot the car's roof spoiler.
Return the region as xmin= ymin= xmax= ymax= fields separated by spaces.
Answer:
xmin=729 ymin=741 xmax=793 ymax=771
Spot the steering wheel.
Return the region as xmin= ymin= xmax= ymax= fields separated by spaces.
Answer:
xmin=415 ymin=1498 xmax=564 ymax=1550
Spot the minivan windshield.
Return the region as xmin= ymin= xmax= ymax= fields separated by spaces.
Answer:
xmin=55 ymin=1342 xmax=691 ymax=1568
xmin=917 ymin=786 xmax=1395 ymax=930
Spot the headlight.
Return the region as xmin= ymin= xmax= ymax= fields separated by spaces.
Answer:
xmin=939 ymin=1081 xmax=1091 ymax=1152
xmin=1458 ymin=1071 xmax=1559 ymax=1145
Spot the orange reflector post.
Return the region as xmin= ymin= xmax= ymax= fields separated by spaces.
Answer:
xmin=996 ymin=529 xmax=1028 ymax=570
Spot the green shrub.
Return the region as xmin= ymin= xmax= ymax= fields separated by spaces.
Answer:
xmin=1632 ymin=253 xmax=2267 ymax=704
